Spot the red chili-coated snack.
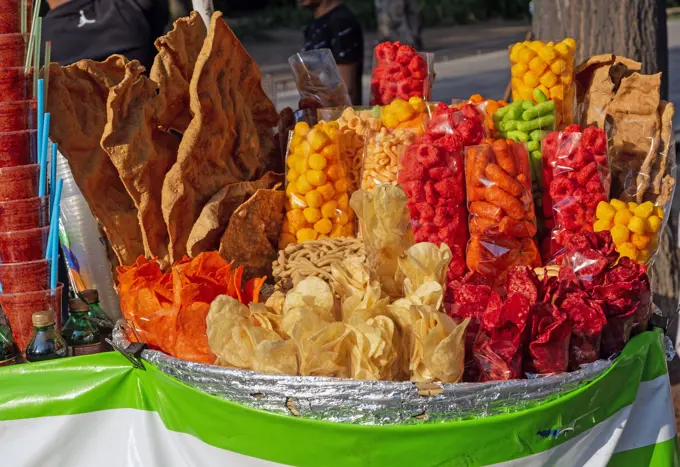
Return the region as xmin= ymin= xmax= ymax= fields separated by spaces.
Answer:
xmin=399 ymin=103 xmax=484 ymax=285
xmin=370 ymin=42 xmax=431 ymax=105
xmin=542 ymin=125 xmax=609 ymax=261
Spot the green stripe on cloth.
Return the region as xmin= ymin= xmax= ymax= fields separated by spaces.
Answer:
xmin=608 ymin=437 xmax=680 ymax=467
xmin=0 ymin=331 xmax=669 ymax=467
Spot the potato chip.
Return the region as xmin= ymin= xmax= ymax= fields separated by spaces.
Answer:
xmin=102 ymin=61 xmax=179 ymax=265
xmin=398 ymin=243 xmax=452 ymax=296
xmin=350 ymin=186 xmax=414 ymax=298
xmin=151 ymin=11 xmax=207 ymax=133
xmin=187 ymin=172 xmax=283 ymax=257
xmin=47 ymin=56 xmax=144 ymax=265
xmin=218 ymin=189 xmax=285 ymax=281
xmin=300 ymin=322 xmax=352 ymax=378
xmin=284 ymin=276 xmax=337 ymax=322
xmin=162 ymin=12 xmax=279 ymax=262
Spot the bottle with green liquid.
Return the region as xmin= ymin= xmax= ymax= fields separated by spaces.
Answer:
xmin=26 ymin=311 xmax=68 ymax=362
xmin=81 ymin=289 xmax=114 ymax=351
xmin=0 ymin=312 xmax=16 ymax=366
xmin=61 ymin=298 xmax=102 ymax=357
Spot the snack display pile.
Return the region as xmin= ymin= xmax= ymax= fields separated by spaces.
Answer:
xmin=20 ymin=13 xmax=676 ymax=431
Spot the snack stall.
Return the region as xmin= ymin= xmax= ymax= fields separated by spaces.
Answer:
xmin=0 ymin=8 xmax=678 ymax=467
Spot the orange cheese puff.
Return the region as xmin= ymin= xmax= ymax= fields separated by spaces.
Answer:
xmin=510 ymin=142 xmax=531 ymax=180
xmin=486 ymin=185 xmax=525 ymax=220
xmin=470 ymin=201 xmax=503 ymax=221
xmin=470 ymin=145 xmax=492 ymax=185
xmin=484 ymin=163 xmax=524 ymax=197
xmin=499 ymin=216 xmax=537 ymax=238
xmin=470 ymin=216 xmax=499 ymax=236
xmin=468 ymin=186 xmax=487 ymax=202
xmin=465 ymin=145 xmax=477 ymax=187
xmin=520 ymin=238 xmax=542 ymax=268
xmin=492 ymin=139 xmax=516 ymax=176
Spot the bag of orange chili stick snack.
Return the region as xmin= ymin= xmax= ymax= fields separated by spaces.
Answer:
xmin=464 ymin=139 xmax=541 ymax=284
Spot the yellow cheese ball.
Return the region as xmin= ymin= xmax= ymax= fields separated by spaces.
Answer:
xmin=308 ymin=153 xmax=327 ymax=170
xmin=633 ymin=201 xmax=654 ymax=219
xmin=296 ymin=228 xmax=318 ymax=242
xmin=342 ymin=224 xmax=354 ymax=236
xmin=329 ymin=223 xmax=344 ymax=238
xmin=613 ymin=209 xmax=633 ymax=226
xmin=646 ymin=215 xmax=662 ymax=233
xmin=631 ymin=233 xmax=651 ymax=250
xmin=305 ymin=169 xmax=327 ymax=187
xmin=317 ymin=183 xmax=336 ymax=201
xmin=321 ymin=200 xmax=338 ymax=218
xmin=628 ymin=216 xmax=647 ymax=235
xmin=314 ymin=218 xmax=333 ymax=235
xmin=617 ymin=242 xmax=638 ymax=261
xmin=294 ymin=121 xmax=310 ymax=137
xmin=609 ymin=199 xmax=627 ymax=211
xmin=303 ymin=207 xmax=322 ymax=224
xmin=593 ymin=218 xmax=612 ymax=232
xmin=595 ymin=201 xmax=616 ymax=221
xmin=626 ymin=202 xmax=638 ymax=212
xmin=307 ymin=128 xmax=329 ymax=152
xmin=610 ymin=224 xmax=630 ymax=245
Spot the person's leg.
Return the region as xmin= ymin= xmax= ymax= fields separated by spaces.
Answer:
xmin=374 ymin=0 xmax=392 ymax=42
xmin=405 ymin=0 xmax=423 ymax=49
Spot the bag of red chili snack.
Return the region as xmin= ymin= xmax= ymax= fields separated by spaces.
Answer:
xmin=542 ymin=124 xmax=609 ymax=260
xmin=473 ymin=293 xmax=531 ymax=381
xmin=525 ymin=302 xmax=571 ymax=374
xmin=399 ymin=103 xmax=484 ymax=285
xmin=593 ymin=257 xmax=651 ymax=356
xmin=560 ymin=293 xmax=606 ymax=370
xmin=370 ymin=41 xmax=434 ymax=106
xmin=464 ymin=140 xmax=541 ymax=283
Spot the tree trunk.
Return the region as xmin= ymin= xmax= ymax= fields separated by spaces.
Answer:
xmin=532 ymin=0 xmax=668 ymax=100
xmin=534 ymin=0 xmax=678 ymax=320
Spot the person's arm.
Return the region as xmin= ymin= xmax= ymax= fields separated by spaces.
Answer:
xmin=337 ymin=63 xmax=359 ymax=104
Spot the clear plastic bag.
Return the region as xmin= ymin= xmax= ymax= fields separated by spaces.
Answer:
xmin=601 ymin=96 xmax=676 ymax=265
xmin=525 ymin=302 xmax=570 ymax=374
xmin=378 ymin=97 xmax=429 ymax=134
xmin=464 ymin=140 xmax=541 ymax=283
xmin=541 ymin=125 xmax=610 ymax=260
xmin=508 ymin=39 xmax=575 ymax=129
xmin=362 ymin=127 xmax=417 ymax=191
xmin=398 ymin=103 xmax=485 ymax=284
xmin=288 ymin=49 xmax=352 ymax=109
xmin=282 ymin=121 xmax=354 ymax=247
xmin=370 ymin=42 xmax=434 ymax=106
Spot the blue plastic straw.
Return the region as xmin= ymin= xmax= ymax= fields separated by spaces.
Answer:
xmin=37 ymin=79 xmax=44 ymax=146
xmin=50 ymin=143 xmax=58 ymax=207
xmin=48 ymin=179 xmax=63 ymax=289
xmin=38 ymin=113 xmax=50 ymax=197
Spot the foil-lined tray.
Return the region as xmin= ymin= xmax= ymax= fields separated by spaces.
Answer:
xmin=113 ymin=324 xmax=610 ymax=425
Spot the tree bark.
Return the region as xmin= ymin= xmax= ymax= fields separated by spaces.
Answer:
xmin=532 ymin=0 xmax=668 ymax=100
xmin=534 ymin=0 xmax=678 ymax=319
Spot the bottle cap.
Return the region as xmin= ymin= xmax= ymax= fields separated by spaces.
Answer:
xmin=69 ymin=298 xmax=90 ymax=313
xmin=81 ymin=289 xmax=99 ymax=304
xmin=32 ymin=311 xmax=55 ymax=327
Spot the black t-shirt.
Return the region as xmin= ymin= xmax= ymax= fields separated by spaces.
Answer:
xmin=303 ymin=4 xmax=364 ymax=104
xmin=42 ymin=0 xmax=170 ymax=71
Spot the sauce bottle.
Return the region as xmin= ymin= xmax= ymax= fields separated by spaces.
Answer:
xmin=61 ymin=298 xmax=102 ymax=357
xmin=26 ymin=311 xmax=67 ymax=362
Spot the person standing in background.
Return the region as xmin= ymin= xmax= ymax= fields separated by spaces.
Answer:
xmin=42 ymin=0 xmax=170 ymax=71
xmin=298 ymin=0 xmax=364 ymax=105
xmin=374 ymin=0 xmax=423 ymax=49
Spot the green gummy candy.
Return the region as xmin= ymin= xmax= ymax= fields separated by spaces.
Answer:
xmin=522 ymin=101 xmax=556 ymax=121
xmin=531 ymin=150 xmax=543 ymax=161
xmin=527 ymin=141 xmax=540 ymax=152
xmin=522 ymin=100 xmax=534 ymax=110
xmin=530 ymin=129 xmax=548 ymax=141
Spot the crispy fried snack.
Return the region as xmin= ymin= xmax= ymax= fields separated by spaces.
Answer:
xmin=151 ymin=11 xmax=207 ymax=133
xmin=102 ymin=62 xmax=180 ymax=265
xmin=162 ymin=12 xmax=279 ymax=262
xmin=219 ymin=188 xmax=286 ymax=281
xmin=187 ymin=172 xmax=283 ymax=257
xmin=47 ymin=56 xmax=144 ymax=265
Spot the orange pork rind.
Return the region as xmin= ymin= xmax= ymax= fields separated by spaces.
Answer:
xmin=47 ymin=56 xmax=145 ymax=265
xmin=162 ymin=12 xmax=279 ymax=262
xmin=102 ymin=62 xmax=180 ymax=265
xmin=151 ymin=11 xmax=207 ymax=133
